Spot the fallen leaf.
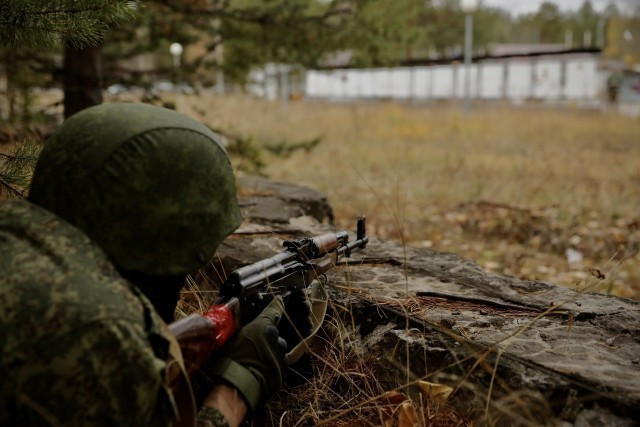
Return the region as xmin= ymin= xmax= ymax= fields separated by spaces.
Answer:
xmin=398 ymin=401 xmax=419 ymax=427
xmin=418 ymin=380 xmax=453 ymax=403
xmin=380 ymin=392 xmax=419 ymax=427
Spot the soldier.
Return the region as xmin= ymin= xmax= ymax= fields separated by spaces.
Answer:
xmin=0 ymin=103 xmax=297 ymax=426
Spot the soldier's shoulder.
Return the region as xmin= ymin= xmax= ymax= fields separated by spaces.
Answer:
xmin=0 ymin=199 xmax=155 ymax=351
xmin=1 ymin=200 xmax=176 ymax=424
xmin=0 ymin=199 xmax=115 ymax=275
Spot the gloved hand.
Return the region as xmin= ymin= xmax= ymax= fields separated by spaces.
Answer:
xmin=278 ymin=289 xmax=313 ymax=352
xmin=208 ymin=296 xmax=288 ymax=412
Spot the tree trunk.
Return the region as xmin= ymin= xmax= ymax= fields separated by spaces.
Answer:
xmin=63 ymin=44 xmax=103 ymax=118
xmin=3 ymin=53 xmax=18 ymax=123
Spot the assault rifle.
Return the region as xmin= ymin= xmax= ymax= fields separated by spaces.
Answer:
xmin=170 ymin=216 xmax=369 ymax=375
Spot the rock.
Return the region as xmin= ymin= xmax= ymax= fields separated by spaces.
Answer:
xmin=574 ymin=405 xmax=636 ymax=427
xmin=206 ymin=176 xmax=640 ymax=425
xmin=237 ymin=175 xmax=334 ymax=225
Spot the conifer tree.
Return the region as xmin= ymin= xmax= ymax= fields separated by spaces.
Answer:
xmin=1 ymin=1 xmax=137 ymax=118
xmin=0 ymin=1 xmax=136 ymax=196
xmin=0 ymin=1 xmax=136 ymax=48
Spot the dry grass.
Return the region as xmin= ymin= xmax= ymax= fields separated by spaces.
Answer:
xmin=181 ymin=95 xmax=640 ymax=299
xmin=260 ymin=309 xmax=472 ymax=427
xmin=182 ymin=256 xmax=474 ymax=426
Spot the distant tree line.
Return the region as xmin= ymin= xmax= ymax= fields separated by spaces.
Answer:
xmin=0 ymin=0 xmax=634 ymax=123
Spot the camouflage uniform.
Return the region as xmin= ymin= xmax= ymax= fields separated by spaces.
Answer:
xmin=1 ymin=103 xmax=242 ymax=426
xmin=0 ymin=199 xmax=177 ymax=425
xmin=0 ymin=200 xmax=232 ymax=426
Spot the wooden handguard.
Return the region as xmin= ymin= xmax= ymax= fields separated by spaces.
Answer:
xmin=311 ymin=233 xmax=339 ymax=255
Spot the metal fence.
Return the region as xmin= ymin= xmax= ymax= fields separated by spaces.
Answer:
xmin=304 ymin=53 xmax=604 ymax=104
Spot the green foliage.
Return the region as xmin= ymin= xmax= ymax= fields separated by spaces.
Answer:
xmin=605 ymin=17 xmax=640 ymax=67
xmin=215 ymin=129 xmax=323 ymax=176
xmin=506 ymin=0 xmax=618 ymax=46
xmin=226 ymin=135 xmax=266 ymax=176
xmin=1 ymin=45 xmax=56 ymax=124
xmin=219 ymin=0 xmax=346 ymax=78
xmin=0 ymin=1 xmax=136 ymax=124
xmin=264 ymin=137 xmax=322 ymax=158
xmin=0 ymin=1 xmax=137 ymax=48
xmin=99 ymin=0 xmax=356 ymax=87
xmin=514 ymin=2 xmax=566 ymax=44
xmin=0 ymin=139 xmax=41 ymax=199
xmin=335 ymin=0 xmax=422 ymax=66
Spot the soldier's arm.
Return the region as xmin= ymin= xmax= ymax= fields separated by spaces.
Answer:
xmin=197 ymin=384 xmax=248 ymax=427
xmin=194 ymin=297 xmax=289 ymax=427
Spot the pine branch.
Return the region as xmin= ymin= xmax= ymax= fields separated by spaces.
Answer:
xmin=29 ymin=5 xmax=116 ymax=16
xmin=0 ymin=139 xmax=42 ymax=200
xmin=0 ymin=176 xmax=25 ymax=199
xmin=0 ymin=152 xmax=37 ymax=161
xmin=298 ymin=7 xmax=353 ymax=23
xmin=0 ymin=1 xmax=137 ymax=48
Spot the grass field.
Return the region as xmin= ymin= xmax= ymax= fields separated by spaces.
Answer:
xmin=181 ymin=95 xmax=640 ymax=299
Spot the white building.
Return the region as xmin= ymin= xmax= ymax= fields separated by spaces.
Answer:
xmin=304 ymin=49 xmax=604 ymax=105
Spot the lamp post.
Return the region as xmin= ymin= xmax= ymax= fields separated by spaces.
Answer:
xmin=461 ymin=0 xmax=478 ymax=116
xmin=169 ymin=42 xmax=183 ymax=110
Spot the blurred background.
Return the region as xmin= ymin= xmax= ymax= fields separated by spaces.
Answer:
xmin=1 ymin=0 xmax=639 ymax=297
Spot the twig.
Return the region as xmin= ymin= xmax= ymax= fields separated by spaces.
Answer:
xmin=0 ymin=176 xmax=25 ymax=198
xmin=484 ymin=348 xmax=503 ymax=419
xmin=415 ymin=291 xmax=571 ymax=318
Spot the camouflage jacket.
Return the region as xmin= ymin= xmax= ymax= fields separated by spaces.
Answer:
xmin=0 ymin=200 xmax=229 ymax=427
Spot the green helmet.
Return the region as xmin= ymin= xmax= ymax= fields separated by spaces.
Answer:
xmin=29 ymin=103 xmax=242 ymax=277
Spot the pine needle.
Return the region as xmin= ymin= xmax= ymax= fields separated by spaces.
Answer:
xmin=0 ymin=139 xmax=41 ymax=199
xmin=0 ymin=1 xmax=138 ymax=49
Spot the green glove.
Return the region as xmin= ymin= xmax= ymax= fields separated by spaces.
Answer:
xmin=209 ymin=296 xmax=288 ymax=411
xmin=279 ymin=289 xmax=313 ymax=351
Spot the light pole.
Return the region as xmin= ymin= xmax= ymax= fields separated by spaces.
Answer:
xmin=462 ymin=0 xmax=478 ymax=115
xmin=169 ymin=42 xmax=183 ymax=109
